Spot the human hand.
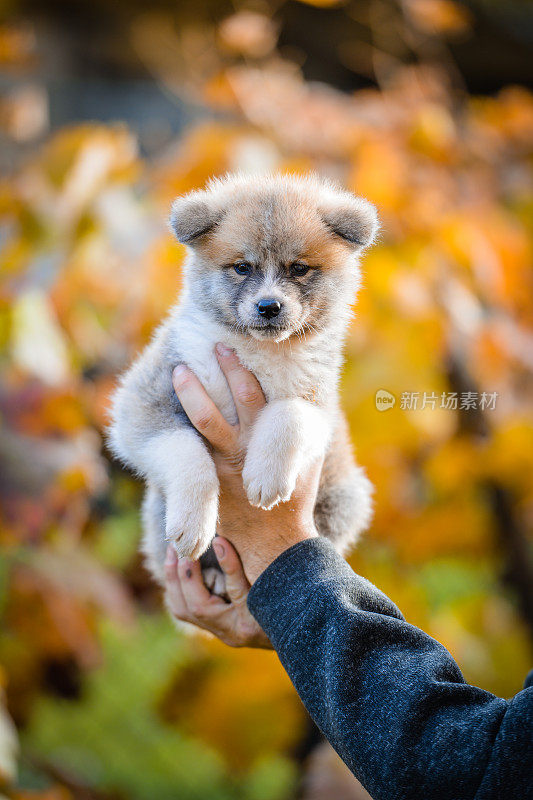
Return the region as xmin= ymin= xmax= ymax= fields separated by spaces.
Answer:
xmin=164 ymin=538 xmax=271 ymax=649
xmin=165 ymin=344 xmax=320 ymax=647
xmin=171 ymin=343 xmax=320 ymax=585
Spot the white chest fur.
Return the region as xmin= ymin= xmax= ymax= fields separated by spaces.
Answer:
xmin=170 ymin=309 xmax=238 ymax=425
xmin=170 ymin=302 xmax=341 ymax=424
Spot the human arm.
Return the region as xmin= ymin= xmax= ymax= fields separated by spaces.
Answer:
xmin=165 ymin=520 xmax=532 ymax=800
xmin=166 ymin=348 xmax=533 ymax=799
xmin=247 ymin=536 xmax=532 ymax=800
xmin=167 ymin=527 xmax=532 ymax=798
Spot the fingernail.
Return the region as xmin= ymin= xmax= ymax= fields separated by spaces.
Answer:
xmin=172 ymin=364 xmax=188 ymax=385
xmin=181 ymin=558 xmax=193 ymax=579
xmin=213 ymin=539 xmax=225 ymax=560
xmin=216 ymin=342 xmax=233 ymax=357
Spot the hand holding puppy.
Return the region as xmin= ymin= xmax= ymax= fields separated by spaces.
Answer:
xmin=163 ymin=540 xmax=271 ymax=649
xmin=173 ymin=345 xmax=321 ymax=584
xmin=164 ymin=345 xmax=321 ymax=648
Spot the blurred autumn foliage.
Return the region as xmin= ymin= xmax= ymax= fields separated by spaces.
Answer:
xmin=1 ymin=0 xmax=533 ymax=798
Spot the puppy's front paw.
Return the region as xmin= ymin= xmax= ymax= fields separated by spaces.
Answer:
xmin=242 ymin=454 xmax=297 ymax=510
xmin=165 ymin=490 xmax=218 ymax=560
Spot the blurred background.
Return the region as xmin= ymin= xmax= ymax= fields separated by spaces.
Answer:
xmin=1 ymin=0 xmax=532 ymax=798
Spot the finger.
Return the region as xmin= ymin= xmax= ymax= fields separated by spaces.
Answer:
xmin=178 ymin=557 xmax=216 ymax=617
xmin=164 ymin=546 xmax=189 ymax=620
xmin=173 ymin=365 xmax=236 ymax=455
xmin=213 ymin=537 xmax=250 ymax=604
xmin=215 ymin=344 xmax=265 ymax=435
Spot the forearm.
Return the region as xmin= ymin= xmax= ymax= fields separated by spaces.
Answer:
xmin=247 ymin=539 xmax=527 ymax=800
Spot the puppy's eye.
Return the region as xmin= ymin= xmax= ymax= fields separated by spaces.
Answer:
xmin=234 ymin=261 xmax=252 ymax=276
xmin=290 ymin=262 xmax=310 ymax=277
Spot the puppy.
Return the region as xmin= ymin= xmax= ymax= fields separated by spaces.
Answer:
xmin=108 ymin=173 xmax=377 ymax=595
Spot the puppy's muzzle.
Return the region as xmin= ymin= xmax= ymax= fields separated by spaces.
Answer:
xmin=257 ymin=298 xmax=282 ymax=319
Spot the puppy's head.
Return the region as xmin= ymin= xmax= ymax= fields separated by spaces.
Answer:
xmin=170 ymin=174 xmax=378 ymax=342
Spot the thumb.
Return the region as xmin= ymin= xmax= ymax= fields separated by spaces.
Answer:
xmin=213 ymin=537 xmax=250 ymax=603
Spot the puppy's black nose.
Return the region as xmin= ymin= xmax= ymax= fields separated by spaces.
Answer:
xmin=257 ymin=298 xmax=282 ymax=319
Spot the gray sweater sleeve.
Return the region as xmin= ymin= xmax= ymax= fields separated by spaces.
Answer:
xmin=247 ymin=538 xmax=533 ymax=800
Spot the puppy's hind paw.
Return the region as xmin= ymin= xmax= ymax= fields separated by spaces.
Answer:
xmin=202 ymin=567 xmax=229 ymax=601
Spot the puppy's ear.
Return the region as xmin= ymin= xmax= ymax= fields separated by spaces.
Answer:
xmin=320 ymin=194 xmax=379 ymax=248
xmin=169 ymin=192 xmax=222 ymax=244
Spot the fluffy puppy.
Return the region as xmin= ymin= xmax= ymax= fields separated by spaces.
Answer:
xmin=108 ymin=173 xmax=377 ymax=594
